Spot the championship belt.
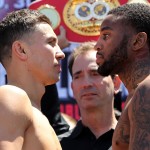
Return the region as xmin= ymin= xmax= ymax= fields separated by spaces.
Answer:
xmin=37 ymin=4 xmax=61 ymax=30
xmin=63 ymin=0 xmax=120 ymax=36
xmin=29 ymin=0 xmax=120 ymax=42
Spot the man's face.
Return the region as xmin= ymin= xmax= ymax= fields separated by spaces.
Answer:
xmin=24 ymin=23 xmax=65 ymax=86
xmin=71 ymin=50 xmax=114 ymax=111
xmin=95 ymin=14 xmax=129 ymax=76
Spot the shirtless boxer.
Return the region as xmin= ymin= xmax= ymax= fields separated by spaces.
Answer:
xmin=0 ymin=9 xmax=65 ymax=150
xmin=95 ymin=3 xmax=150 ymax=150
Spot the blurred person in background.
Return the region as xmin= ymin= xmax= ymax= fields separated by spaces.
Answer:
xmin=61 ymin=42 xmax=118 ymax=150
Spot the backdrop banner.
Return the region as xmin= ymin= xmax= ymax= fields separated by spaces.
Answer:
xmin=0 ymin=0 xmax=32 ymax=20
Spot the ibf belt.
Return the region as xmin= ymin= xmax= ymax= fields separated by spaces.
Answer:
xmin=63 ymin=0 xmax=120 ymax=36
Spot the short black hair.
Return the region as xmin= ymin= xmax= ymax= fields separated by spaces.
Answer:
xmin=108 ymin=3 xmax=150 ymax=47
